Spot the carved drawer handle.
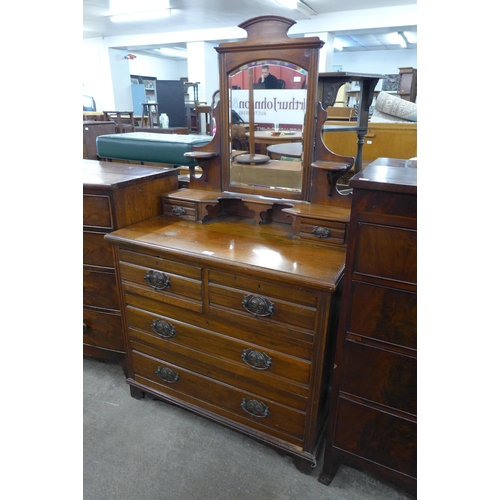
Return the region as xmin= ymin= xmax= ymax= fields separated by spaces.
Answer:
xmin=241 ymin=398 xmax=270 ymax=418
xmin=144 ymin=270 xmax=172 ymax=290
xmin=172 ymin=205 xmax=186 ymax=216
xmin=151 ymin=319 xmax=177 ymax=339
xmin=241 ymin=348 xmax=272 ymax=370
xmin=155 ymin=366 xmax=179 ymax=384
xmin=312 ymin=226 xmax=331 ymax=238
xmin=242 ymin=294 xmax=275 ymax=317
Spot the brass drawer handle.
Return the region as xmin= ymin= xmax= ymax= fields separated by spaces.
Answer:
xmin=241 ymin=398 xmax=270 ymax=418
xmin=144 ymin=270 xmax=172 ymax=290
xmin=151 ymin=319 xmax=177 ymax=339
xmin=312 ymin=226 xmax=331 ymax=238
xmin=172 ymin=205 xmax=186 ymax=216
xmin=241 ymin=348 xmax=272 ymax=370
xmin=155 ymin=366 xmax=179 ymax=384
xmin=242 ymin=294 xmax=275 ymax=317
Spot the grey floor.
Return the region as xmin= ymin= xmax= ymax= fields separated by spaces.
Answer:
xmin=83 ymin=357 xmax=415 ymax=500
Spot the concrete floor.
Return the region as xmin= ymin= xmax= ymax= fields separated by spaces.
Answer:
xmin=83 ymin=357 xmax=415 ymax=500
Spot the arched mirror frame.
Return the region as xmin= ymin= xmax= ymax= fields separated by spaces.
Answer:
xmin=215 ymin=16 xmax=324 ymax=201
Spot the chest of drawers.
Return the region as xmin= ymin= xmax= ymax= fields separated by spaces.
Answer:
xmin=105 ymin=215 xmax=346 ymax=472
xmin=319 ymin=159 xmax=417 ymax=494
xmin=83 ymin=160 xmax=178 ymax=367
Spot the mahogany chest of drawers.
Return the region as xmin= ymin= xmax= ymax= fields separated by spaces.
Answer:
xmin=83 ymin=160 xmax=178 ymax=367
xmin=105 ymin=215 xmax=347 ymax=472
xmin=319 ymin=159 xmax=417 ymax=494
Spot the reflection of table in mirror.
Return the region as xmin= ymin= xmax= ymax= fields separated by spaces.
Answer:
xmin=247 ymin=131 xmax=302 ymax=154
xmin=231 ymin=158 xmax=302 ymax=190
xmin=267 ymin=142 xmax=302 ymax=159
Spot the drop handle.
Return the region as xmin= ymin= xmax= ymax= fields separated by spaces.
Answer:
xmin=241 ymin=398 xmax=270 ymax=418
xmin=155 ymin=366 xmax=179 ymax=384
xmin=242 ymin=294 xmax=275 ymax=317
xmin=151 ymin=319 xmax=176 ymax=339
xmin=144 ymin=270 xmax=172 ymax=290
xmin=241 ymin=348 xmax=272 ymax=370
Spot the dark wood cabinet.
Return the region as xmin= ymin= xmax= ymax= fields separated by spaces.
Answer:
xmin=319 ymin=158 xmax=417 ymax=495
xmin=83 ymin=160 xmax=178 ymax=367
xmin=397 ymin=67 xmax=417 ymax=102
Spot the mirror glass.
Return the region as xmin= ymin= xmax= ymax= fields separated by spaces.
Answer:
xmin=228 ymin=60 xmax=307 ymax=194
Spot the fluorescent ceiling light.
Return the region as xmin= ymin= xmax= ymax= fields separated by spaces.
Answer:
xmin=110 ymin=9 xmax=171 ymax=23
xmin=403 ymin=31 xmax=417 ymax=44
xmin=275 ymin=0 xmax=317 ymax=18
xmin=156 ymin=47 xmax=187 ymax=58
xmin=333 ymin=39 xmax=344 ymax=51
xmin=397 ymin=32 xmax=408 ymax=48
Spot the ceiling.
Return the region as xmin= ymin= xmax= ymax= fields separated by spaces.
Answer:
xmin=83 ymin=0 xmax=417 ymax=59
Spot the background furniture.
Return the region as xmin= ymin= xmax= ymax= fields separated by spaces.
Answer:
xmin=83 ymin=120 xmax=116 ymax=159
xmin=319 ymin=158 xmax=417 ymax=495
xmin=397 ymin=67 xmax=417 ymax=102
xmin=83 ymin=160 xmax=179 ymax=368
xmin=141 ymin=102 xmax=159 ymax=127
xmin=156 ymin=80 xmax=186 ymax=128
xmin=195 ymin=103 xmax=212 ymax=135
xmin=103 ymin=111 xmax=136 ymax=133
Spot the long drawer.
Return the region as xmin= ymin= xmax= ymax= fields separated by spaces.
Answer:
xmin=127 ymin=305 xmax=311 ymax=389
xmin=132 ymin=348 xmax=307 ymax=442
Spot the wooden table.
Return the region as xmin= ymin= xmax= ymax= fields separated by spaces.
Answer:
xmin=267 ymin=142 xmax=302 ymax=159
xmin=248 ymin=131 xmax=302 ymax=154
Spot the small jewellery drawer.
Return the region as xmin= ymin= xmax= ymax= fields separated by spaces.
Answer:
xmin=162 ymin=199 xmax=197 ymax=221
xmin=83 ymin=194 xmax=113 ymax=229
xmin=298 ymin=218 xmax=346 ymax=245
xmin=83 ymin=308 xmax=124 ymax=351
xmin=126 ymin=306 xmax=312 ymax=387
xmin=83 ymin=269 xmax=119 ymax=310
xmin=132 ymin=349 xmax=306 ymax=439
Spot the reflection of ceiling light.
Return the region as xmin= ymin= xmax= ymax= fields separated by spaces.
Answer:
xmin=110 ymin=9 xmax=171 ymax=23
xmin=275 ymin=0 xmax=317 ymax=18
xmin=397 ymin=32 xmax=408 ymax=48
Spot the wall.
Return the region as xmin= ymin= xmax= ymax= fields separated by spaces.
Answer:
xmin=128 ymin=54 xmax=188 ymax=80
xmin=332 ymin=48 xmax=417 ymax=75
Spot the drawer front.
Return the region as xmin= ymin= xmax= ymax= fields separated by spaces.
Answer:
xmin=348 ymin=282 xmax=416 ymax=350
xmin=333 ymin=397 xmax=416 ymax=479
xmin=83 ymin=269 xmax=119 ymax=310
xmin=354 ymin=223 xmax=417 ymax=285
xmin=125 ymin=292 xmax=313 ymax=361
xmin=83 ymin=308 xmax=124 ymax=351
xmin=83 ymin=231 xmax=114 ymax=268
xmin=127 ymin=305 xmax=311 ymax=387
xmin=299 ymin=219 xmax=346 ymax=245
xmin=162 ymin=199 xmax=197 ymax=221
xmin=132 ymin=349 xmax=306 ymax=440
xmin=83 ymin=194 xmax=113 ymax=229
xmin=341 ymin=341 xmax=416 ymax=415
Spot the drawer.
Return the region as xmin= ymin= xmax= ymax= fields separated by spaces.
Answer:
xmin=83 ymin=308 xmax=124 ymax=351
xmin=83 ymin=194 xmax=113 ymax=229
xmin=83 ymin=268 xmax=119 ymax=310
xmin=341 ymin=341 xmax=416 ymax=415
xmin=125 ymin=292 xmax=313 ymax=360
xmin=83 ymin=231 xmax=114 ymax=268
xmin=354 ymin=223 xmax=417 ymax=285
xmin=298 ymin=218 xmax=346 ymax=245
xmin=209 ymin=270 xmax=317 ymax=306
xmin=348 ymin=282 xmax=416 ymax=350
xmin=127 ymin=305 xmax=311 ymax=387
xmin=132 ymin=349 xmax=306 ymax=440
xmin=333 ymin=397 xmax=416 ymax=479
xmin=162 ymin=199 xmax=197 ymax=221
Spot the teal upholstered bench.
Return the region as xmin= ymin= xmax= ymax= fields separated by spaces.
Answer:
xmin=96 ymin=132 xmax=212 ymax=167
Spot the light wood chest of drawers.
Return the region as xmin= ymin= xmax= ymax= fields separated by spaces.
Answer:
xmin=105 ymin=216 xmax=346 ymax=471
xmin=83 ymin=160 xmax=178 ymax=366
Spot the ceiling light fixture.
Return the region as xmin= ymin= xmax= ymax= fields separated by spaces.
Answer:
xmin=110 ymin=9 xmax=172 ymax=23
xmin=333 ymin=39 xmax=344 ymax=52
xmin=275 ymin=0 xmax=317 ymax=18
xmin=397 ymin=32 xmax=408 ymax=49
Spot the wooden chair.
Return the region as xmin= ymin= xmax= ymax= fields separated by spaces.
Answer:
xmin=103 ymin=111 xmax=135 ymax=133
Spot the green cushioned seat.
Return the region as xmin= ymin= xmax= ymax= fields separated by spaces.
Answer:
xmin=96 ymin=132 xmax=212 ymax=167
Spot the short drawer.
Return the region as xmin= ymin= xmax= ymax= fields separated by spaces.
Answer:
xmin=83 ymin=231 xmax=114 ymax=268
xmin=127 ymin=305 xmax=312 ymax=387
xmin=83 ymin=308 xmax=124 ymax=351
xmin=333 ymin=397 xmax=416 ymax=479
xmin=354 ymin=223 xmax=416 ymax=285
xmin=341 ymin=341 xmax=416 ymax=415
xmin=298 ymin=218 xmax=346 ymax=245
xmin=83 ymin=268 xmax=119 ymax=310
xmin=162 ymin=199 xmax=197 ymax=221
xmin=83 ymin=194 xmax=113 ymax=229
xmin=132 ymin=349 xmax=306 ymax=439
xmin=348 ymin=282 xmax=416 ymax=350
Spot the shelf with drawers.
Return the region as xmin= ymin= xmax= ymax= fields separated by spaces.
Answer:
xmin=105 ymin=214 xmax=346 ymax=472
xmin=83 ymin=160 xmax=178 ymax=367
xmin=318 ymin=159 xmax=417 ymax=495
